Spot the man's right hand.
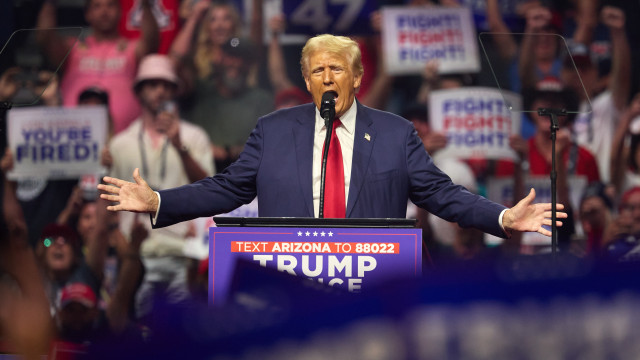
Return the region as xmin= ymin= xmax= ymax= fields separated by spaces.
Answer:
xmin=98 ymin=168 xmax=159 ymax=214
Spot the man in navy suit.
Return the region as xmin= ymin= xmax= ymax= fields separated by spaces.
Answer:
xmin=99 ymin=34 xmax=566 ymax=239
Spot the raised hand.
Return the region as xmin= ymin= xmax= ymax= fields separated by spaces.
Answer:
xmin=601 ymin=6 xmax=625 ymax=31
xmin=268 ymin=14 xmax=286 ymax=36
xmin=192 ymin=0 xmax=212 ymax=20
xmin=525 ymin=6 xmax=552 ymax=32
xmin=98 ymin=168 xmax=159 ymax=214
xmin=421 ymin=60 xmax=440 ymax=84
xmin=156 ymin=104 xmax=181 ymax=149
xmin=503 ymin=188 xmax=567 ymax=237
xmin=0 ymin=67 xmax=20 ymax=102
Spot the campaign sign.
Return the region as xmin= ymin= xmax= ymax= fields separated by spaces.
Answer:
xmin=283 ymin=0 xmax=376 ymax=35
xmin=485 ymin=175 xmax=587 ymax=246
xmin=429 ymin=87 xmax=521 ymax=160
xmin=8 ymin=106 xmax=108 ymax=179
xmin=382 ymin=6 xmax=480 ymax=75
xmin=210 ymin=227 xmax=422 ymax=305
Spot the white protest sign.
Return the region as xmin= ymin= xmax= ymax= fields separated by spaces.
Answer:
xmin=429 ymin=87 xmax=521 ymax=160
xmin=8 ymin=106 xmax=108 ymax=179
xmin=381 ymin=6 xmax=480 ymax=75
xmin=484 ymin=175 xmax=587 ymax=246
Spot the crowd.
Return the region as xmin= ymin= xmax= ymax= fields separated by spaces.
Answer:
xmin=1 ymin=0 xmax=640 ymax=357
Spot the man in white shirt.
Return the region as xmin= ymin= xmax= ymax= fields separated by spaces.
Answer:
xmin=107 ymin=54 xmax=213 ymax=317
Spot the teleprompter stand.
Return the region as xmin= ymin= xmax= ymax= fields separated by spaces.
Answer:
xmin=537 ymin=108 xmax=567 ymax=254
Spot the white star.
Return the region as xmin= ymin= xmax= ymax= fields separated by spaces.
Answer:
xmin=313 ymin=231 xmax=318 ymax=236
xmin=328 ymin=231 xmax=333 ymax=237
xmin=305 ymin=231 xmax=310 ymax=236
xmin=321 ymin=231 xmax=326 ymax=237
xmin=297 ymin=231 xmax=302 ymax=236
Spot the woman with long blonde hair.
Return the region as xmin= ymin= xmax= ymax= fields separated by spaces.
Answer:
xmin=170 ymin=0 xmax=243 ymax=85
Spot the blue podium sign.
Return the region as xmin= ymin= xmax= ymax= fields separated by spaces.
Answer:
xmin=209 ymin=226 xmax=422 ymax=305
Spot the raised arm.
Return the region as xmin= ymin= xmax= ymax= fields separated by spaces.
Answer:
xmin=358 ymin=37 xmax=393 ymax=110
xmin=56 ymin=186 xmax=83 ymax=226
xmin=415 ymin=60 xmax=439 ymax=105
xmin=602 ymin=6 xmax=631 ymax=112
xmin=267 ymin=14 xmax=295 ymax=92
xmin=249 ymin=0 xmax=264 ymax=62
xmin=1 ymin=149 xmax=28 ymax=258
xmin=519 ymin=6 xmax=552 ymax=91
xmin=485 ymin=0 xmax=518 ymax=61
xmin=84 ymin=196 xmax=113 ymax=283
xmin=169 ymin=0 xmax=211 ymax=65
xmin=135 ymin=0 xmax=160 ymax=60
xmin=106 ymin=215 xmax=146 ymax=333
xmin=571 ymin=0 xmax=598 ymax=45
xmin=36 ymin=0 xmax=72 ymax=67
xmin=358 ymin=13 xmax=392 ymax=110
xmin=0 ymin=149 xmax=53 ymax=359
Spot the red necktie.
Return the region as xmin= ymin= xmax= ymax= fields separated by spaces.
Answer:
xmin=323 ymin=119 xmax=346 ymax=218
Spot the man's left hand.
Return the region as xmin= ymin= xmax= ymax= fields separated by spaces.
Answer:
xmin=503 ymin=188 xmax=567 ymax=237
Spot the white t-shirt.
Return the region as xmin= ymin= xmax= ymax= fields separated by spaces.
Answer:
xmin=109 ymin=118 xmax=214 ymax=257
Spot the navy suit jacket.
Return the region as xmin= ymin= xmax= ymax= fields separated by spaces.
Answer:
xmin=156 ymin=101 xmax=508 ymax=238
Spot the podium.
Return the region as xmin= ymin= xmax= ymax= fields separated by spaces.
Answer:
xmin=209 ymin=217 xmax=422 ymax=305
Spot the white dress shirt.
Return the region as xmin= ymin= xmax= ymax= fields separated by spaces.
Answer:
xmin=312 ymin=100 xmax=357 ymax=218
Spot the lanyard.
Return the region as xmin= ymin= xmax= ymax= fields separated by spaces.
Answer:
xmin=138 ymin=126 xmax=169 ymax=187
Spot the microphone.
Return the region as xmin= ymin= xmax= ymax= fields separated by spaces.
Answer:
xmin=319 ymin=90 xmax=337 ymax=218
xmin=320 ymin=91 xmax=337 ymax=125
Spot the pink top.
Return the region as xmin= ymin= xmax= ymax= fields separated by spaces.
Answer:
xmin=60 ymin=36 xmax=141 ymax=134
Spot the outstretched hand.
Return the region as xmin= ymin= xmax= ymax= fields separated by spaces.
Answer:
xmin=503 ymin=188 xmax=567 ymax=237
xmin=97 ymin=168 xmax=159 ymax=214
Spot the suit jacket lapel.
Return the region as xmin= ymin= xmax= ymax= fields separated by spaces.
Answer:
xmin=293 ymin=105 xmax=316 ymax=217
xmin=347 ymin=102 xmax=376 ymax=217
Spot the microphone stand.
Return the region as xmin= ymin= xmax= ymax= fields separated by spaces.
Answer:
xmin=537 ymin=107 xmax=566 ymax=254
xmin=319 ymin=115 xmax=334 ymax=219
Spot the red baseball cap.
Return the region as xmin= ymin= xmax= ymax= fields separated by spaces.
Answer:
xmin=59 ymin=283 xmax=97 ymax=309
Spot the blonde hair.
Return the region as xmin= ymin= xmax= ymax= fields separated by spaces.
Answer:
xmin=194 ymin=2 xmax=241 ymax=79
xmin=300 ymin=34 xmax=364 ymax=79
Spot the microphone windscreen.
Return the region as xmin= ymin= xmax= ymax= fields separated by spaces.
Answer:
xmin=320 ymin=91 xmax=337 ymax=120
